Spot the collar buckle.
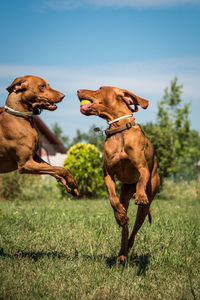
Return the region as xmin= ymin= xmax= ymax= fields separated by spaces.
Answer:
xmin=126 ymin=122 xmax=132 ymax=129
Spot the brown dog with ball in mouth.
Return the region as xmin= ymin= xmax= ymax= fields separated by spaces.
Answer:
xmin=77 ymin=86 xmax=160 ymax=261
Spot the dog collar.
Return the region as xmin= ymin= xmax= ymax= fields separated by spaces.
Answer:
xmin=105 ymin=119 xmax=135 ymax=137
xmin=4 ymin=105 xmax=41 ymax=117
xmin=108 ymin=115 xmax=133 ymax=125
xmin=94 ymin=114 xmax=135 ymax=136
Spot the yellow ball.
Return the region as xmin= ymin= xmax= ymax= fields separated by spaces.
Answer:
xmin=80 ymin=99 xmax=91 ymax=105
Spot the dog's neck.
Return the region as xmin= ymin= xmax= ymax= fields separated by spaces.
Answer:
xmin=5 ymin=93 xmax=31 ymax=113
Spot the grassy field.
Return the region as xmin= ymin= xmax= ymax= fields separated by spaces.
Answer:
xmin=0 ymin=179 xmax=199 ymax=299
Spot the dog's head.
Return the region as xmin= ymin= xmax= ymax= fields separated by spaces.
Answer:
xmin=77 ymin=86 xmax=149 ymax=119
xmin=7 ymin=75 xmax=65 ymax=112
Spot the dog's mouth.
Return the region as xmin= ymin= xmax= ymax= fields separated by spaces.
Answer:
xmin=32 ymin=100 xmax=58 ymax=111
xmin=40 ymin=102 xmax=57 ymax=111
xmin=80 ymin=98 xmax=93 ymax=115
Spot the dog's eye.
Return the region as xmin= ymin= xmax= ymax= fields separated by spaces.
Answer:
xmin=40 ymin=84 xmax=46 ymax=89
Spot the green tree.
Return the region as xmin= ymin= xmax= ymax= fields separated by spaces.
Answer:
xmin=70 ymin=129 xmax=89 ymax=146
xmin=142 ymin=123 xmax=175 ymax=181
xmin=70 ymin=125 xmax=105 ymax=152
xmin=157 ymin=77 xmax=200 ymax=179
xmin=51 ymin=122 xmax=70 ymax=147
xmin=51 ymin=123 xmax=105 ymax=151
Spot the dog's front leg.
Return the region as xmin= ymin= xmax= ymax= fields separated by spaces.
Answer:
xmin=135 ymin=162 xmax=150 ymax=206
xmin=18 ymin=158 xmax=79 ymax=196
xmin=104 ymin=171 xmax=129 ymax=227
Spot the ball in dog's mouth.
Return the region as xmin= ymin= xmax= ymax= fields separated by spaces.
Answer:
xmin=80 ymin=99 xmax=92 ymax=115
xmin=80 ymin=99 xmax=92 ymax=105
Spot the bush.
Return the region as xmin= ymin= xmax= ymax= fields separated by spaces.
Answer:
xmin=158 ymin=179 xmax=199 ymax=201
xmin=0 ymin=171 xmax=59 ymax=201
xmin=0 ymin=171 xmax=23 ymax=200
xmin=57 ymin=143 xmax=107 ymax=198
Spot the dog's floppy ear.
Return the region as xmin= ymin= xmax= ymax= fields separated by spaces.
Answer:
xmin=7 ymin=77 xmax=28 ymax=94
xmin=119 ymin=89 xmax=149 ymax=112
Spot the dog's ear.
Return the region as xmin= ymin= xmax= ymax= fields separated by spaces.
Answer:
xmin=118 ymin=89 xmax=149 ymax=112
xmin=7 ymin=77 xmax=28 ymax=94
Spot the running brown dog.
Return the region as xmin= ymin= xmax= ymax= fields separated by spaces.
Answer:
xmin=78 ymin=86 xmax=160 ymax=261
xmin=0 ymin=75 xmax=79 ymax=196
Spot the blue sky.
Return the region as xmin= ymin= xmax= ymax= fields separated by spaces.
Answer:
xmin=0 ymin=0 xmax=200 ymax=138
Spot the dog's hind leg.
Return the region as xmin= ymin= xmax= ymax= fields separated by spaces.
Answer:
xmin=128 ymin=205 xmax=150 ymax=250
xmin=117 ymin=183 xmax=135 ymax=262
xmin=128 ymin=169 xmax=160 ymax=250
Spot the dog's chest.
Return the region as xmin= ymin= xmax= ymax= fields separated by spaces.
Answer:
xmin=105 ymin=148 xmax=128 ymax=166
xmin=104 ymin=135 xmax=130 ymax=164
xmin=104 ymin=149 xmax=139 ymax=183
xmin=15 ymin=122 xmax=39 ymax=152
xmin=103 ymin=137 xmax=140 ymax=183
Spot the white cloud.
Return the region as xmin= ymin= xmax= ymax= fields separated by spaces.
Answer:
xmin=0 ymin=56 xmax=199 ymax=100
xmin=42 ymin=0 xmax=200 ymax=10
xmin=0 ymin=56 xmax=199 ymax=135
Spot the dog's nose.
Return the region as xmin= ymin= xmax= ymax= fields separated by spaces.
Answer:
xmin=59 ymin=92 xmax=65 ymax=100
xmin=77 ymin=89 xmax=82 ymax=95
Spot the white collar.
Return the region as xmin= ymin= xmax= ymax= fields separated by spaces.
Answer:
xmin=108 ymin=114 xmax=133 ymax=125
xmin=4 ymin=105 xmax=34 ymax=117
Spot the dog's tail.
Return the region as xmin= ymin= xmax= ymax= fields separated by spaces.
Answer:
xmin=148 ymin=206 xmax=152 ymax=224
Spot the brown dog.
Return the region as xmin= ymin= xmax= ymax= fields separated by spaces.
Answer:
xmin=78 ymin=86 xmax=160 ymax=261
xmin=0 ymin=75 xmax=79 ymax=196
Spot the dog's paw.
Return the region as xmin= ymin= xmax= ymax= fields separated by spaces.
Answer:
xmin=117 ymin=255 xmax=127 ymax=263
xmin=63 ymin=172 xmax=80 ymax=196
xmin=57 ymin=176 xmax=79 ymax=197
xmin=65 ymin=184 xmax=80 ymax=197
xmin=135 ymin=193 xmax=149 ymax=206
xmin=114 ymin=210 xmax=129 ymax=227
xmin=71 ymin=188 xmax=79 ymax=197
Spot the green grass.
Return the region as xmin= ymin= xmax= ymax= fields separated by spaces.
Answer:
xmin=0 ymin=180 xmax=199 ymax=299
